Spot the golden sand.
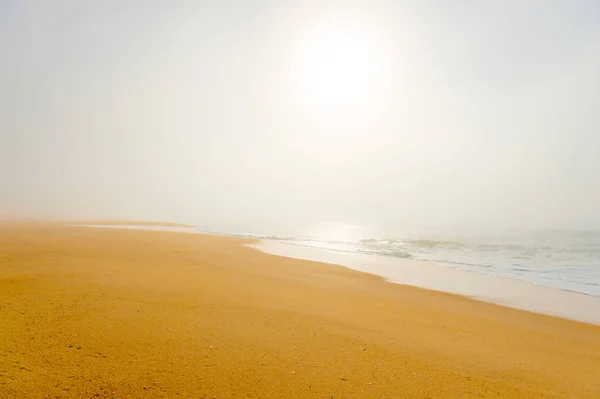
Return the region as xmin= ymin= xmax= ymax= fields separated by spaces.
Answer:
xmin=1 ymin=222 xmax=599 ymax=398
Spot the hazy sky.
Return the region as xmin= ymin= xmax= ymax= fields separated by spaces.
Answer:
xmin=2 ymin=0 xmax=600 ymax=233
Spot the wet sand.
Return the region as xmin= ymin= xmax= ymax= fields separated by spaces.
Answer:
xmin=1 ymin=222 xmax=599 ymax=398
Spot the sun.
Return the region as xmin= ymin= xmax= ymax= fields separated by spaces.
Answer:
xmin=291 ymin=23 xmax=382 ymax=112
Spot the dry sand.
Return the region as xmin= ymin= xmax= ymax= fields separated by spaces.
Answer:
xmin=1 ymin=222 xmax=599 ymax=398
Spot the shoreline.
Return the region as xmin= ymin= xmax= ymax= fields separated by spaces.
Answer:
xmin=1 ymin=222 xmax=599 ymax=398
xmin=250 ymin=240 xmax=600 ymax=326
xmin=77 ymin=223 xmax=600 ymax=326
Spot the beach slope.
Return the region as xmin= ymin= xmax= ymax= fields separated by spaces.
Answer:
xmin=1 ymin=223 xmax=599 ymax=398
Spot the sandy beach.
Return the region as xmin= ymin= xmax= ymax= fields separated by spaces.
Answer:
xmin=1 ymin=222 xmax=599 ymax=398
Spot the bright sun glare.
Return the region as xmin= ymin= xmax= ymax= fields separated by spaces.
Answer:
xmin=293 ymin=22 xmax=382 ymax=112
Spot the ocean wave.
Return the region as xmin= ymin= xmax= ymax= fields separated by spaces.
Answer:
xmin=404 ymin=239 xmax=463 ymax=249
xmin=279 ymin=240 xmax=413 ymax=259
